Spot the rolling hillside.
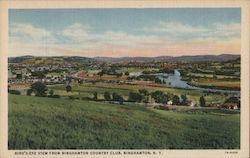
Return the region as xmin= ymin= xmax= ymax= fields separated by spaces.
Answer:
xmin=9 ymin=94 xmax=240 ymax=149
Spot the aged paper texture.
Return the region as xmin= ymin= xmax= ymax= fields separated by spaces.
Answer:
xmin=0 ymin=0 xmax=249 ymax=158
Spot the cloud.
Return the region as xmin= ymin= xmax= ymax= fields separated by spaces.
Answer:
xmin=9 ymin=22 xmax=241 ymax=57
xmin=60 ymin=23 xmax=171 ymax=48
xmin=144 ymin=21 xmax=240 ymax=39
xmin=144 ymin=21 xmax=209 ymax=34
xmin=208 ymin=22 xmax=241 ymax=38
xmin=9 ymin=23 xmax=52 ymax=40
xmin=62 ymin=23 xmax=89 ymax=42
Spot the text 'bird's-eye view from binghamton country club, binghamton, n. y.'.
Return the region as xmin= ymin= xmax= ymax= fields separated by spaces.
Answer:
xmin=8 ymin=8 xmax=241 ymax=149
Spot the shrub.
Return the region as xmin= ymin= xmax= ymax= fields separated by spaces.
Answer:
xmin=50 ymin=95 xmax=60 ymax=98
xmin=26 ymin=89 xmax=33 ymax=96
xmin=128 ymin=92 xmax=143 ymax=102
xmin=9 ymin=90 xmax=21 ymax=95
xmin=66 ymin=85 xmax=72 ymax=92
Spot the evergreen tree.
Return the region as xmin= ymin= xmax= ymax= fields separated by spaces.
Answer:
xmin=199 ymin=96 xmax=206 ymax=107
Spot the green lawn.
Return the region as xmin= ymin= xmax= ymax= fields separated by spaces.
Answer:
xmin=9 ymin=94 xmax=240 ymax=149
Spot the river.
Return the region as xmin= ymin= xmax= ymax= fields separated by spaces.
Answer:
xmin=157 ymin=70 xmax=240 ymax=94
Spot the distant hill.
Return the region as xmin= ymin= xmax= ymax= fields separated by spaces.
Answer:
xmin=94 ymin=56 xmax=173 ymax=62
xmin=8 ymin=55 xmax=34 ymax=63
xmin=94 ymin=54 xmax=240 ymax=63
xmin=169 ymin=54 xmax=240 ymax=62
xmin=9 ymin=54 xmax=240 ymax=64
xmin=8 ymin=56 xmax=96 ymax=64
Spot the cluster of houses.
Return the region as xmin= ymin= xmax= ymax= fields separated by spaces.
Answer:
xmin=8 ymin=63 xmax=70 ymax=86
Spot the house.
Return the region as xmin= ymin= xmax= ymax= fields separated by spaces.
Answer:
xmin=209 ymin=103 xmax=221 ymax=107
xmin=167 ymin=100 xmax=173 ymax=105
xmin=221 ymin=102 xmax=238 ymax=109
xmin=187 ymin=100 xmax=196 ymax=107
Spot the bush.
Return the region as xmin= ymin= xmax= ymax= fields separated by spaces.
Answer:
xmin=26 ymin=89 xmax=33 ymax=96
xmin=66 ymin=85 xmax=72 ymax=92
xmin=128 ymin=92 xmax=143 ymax=102
xmin=9 ymin=90 xmax=21 ymax=95
xmin=48 ymin=95 xmax=60 ymax=98
xmin=151 ymin=91 xmax=169 ymax=104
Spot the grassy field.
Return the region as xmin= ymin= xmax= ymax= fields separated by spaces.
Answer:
xmin=48 ymin=83 xmax=227 ymax=104
xmin=187 ymin=73 xmax=238 ymax=79
xmin=9 ymin=94 xmax=240 ymax=149
xmin=190 ymin=79 xmax=240 ymax=90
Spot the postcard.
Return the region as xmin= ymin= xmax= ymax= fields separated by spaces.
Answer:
xmin=0 ymin=0 xmax=249 ymax=158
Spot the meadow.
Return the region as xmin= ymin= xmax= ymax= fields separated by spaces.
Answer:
xmin=9 ymin=94 xmax=240 ymax=149
xmin=48 ymin=83 xmax=226 ymax=104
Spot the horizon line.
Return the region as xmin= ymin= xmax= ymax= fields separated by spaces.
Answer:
xmin=8 ymin=53 xmax=241 ymax=58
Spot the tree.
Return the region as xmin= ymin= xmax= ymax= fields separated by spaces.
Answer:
xmin=112 ymin=93 xmax=124 ymax=104
xmin=181 ymin=94 xmax=187 ymax=105
xmin=154 ymin=78 xmax=162 ymax=84
xmin=172 ymin=95 xmax=180 ymax=105
xmin=97 ymin=71 xmax=104 ymax=77
xmin=124 ymin=71 xmax=129 ymax=76
xmin=139 ymin=89 xmax=150 ymax=103
xmin=116 ymin=73 xmax=123 ymax=78
xmin=49 ymin=90 xmax=54 ymax=97
xmin=66 ymin=85 xmax=72 ymax=92
xmin=199 ymin=96 xmax=206 ymax=107
xmin=151 ymin=91 xmax=164 ymax=103
xmin=138 ymin=89 xmax=149 ymax=96
xmin=224 ymin=96 xmax=240 ymax=108
xmin=128 ymin=92 xmax=143 ymax=102
xmin=93 ymin=92 xmax=98 ymax=101
xmin=31 ymin=82 xmax=48 ymax=97
xmin=161 ymin=94 xmax=169 ymax=104
xmin=26 ymin=89 xmax=33 ymax=96
xmin=225 ymin=97 xmax=239 ymax=104
xmin=104 ymin=92 xmax=111 ymax=102
xmin=78 ymin=79 xmax=83 ymax=84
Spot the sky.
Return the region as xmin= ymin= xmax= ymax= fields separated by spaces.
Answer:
xmin=9 ymin=8 xmax=241 ymax=57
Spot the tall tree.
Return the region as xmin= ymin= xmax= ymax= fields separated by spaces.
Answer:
xmin=31 ymin=82 xmax=48 ymax=97
xmin=93 ymin=92 xmax=98 ymax=101
xmin=104 ymin=91 xmax=111 ymax=102
xmin=199 ymin=96 xmax=206 ymax=107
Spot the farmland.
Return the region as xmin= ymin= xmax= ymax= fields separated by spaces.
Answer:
xmin=9 ymin=94 xmax=240 ymax=149
xmin=47 ymin=83 xmax=227 ymax=104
